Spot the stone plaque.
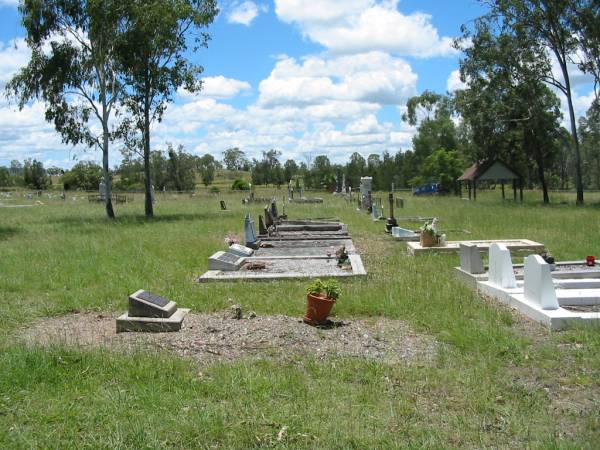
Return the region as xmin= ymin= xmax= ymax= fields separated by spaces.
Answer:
xmin=128 ymin=289 xmax=177 ymax=318
xmin=208 ymin=251 xmax=245 ymax=271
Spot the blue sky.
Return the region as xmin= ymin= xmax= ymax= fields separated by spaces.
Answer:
xmin=0 ymin=0 xmax=595 ymax=168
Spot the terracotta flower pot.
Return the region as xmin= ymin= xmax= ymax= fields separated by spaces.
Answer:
xmin=304 ymin=293 xmax=336 ymax=325
xmin=420 ymin=232 xmax=438 ymax=247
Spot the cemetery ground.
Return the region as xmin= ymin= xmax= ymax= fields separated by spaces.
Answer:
xmin=1 ymin=190 xmax=599 ymax=449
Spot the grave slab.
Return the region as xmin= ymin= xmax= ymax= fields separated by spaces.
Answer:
xmin=116 ymin=308 xmax=190 ymax=332
xmin=407 ymin=239 xmax=544 ymax=256
xmin=208 ymin=251 xmax=245 ymax=271
xmin=391 ymin=227 xmax=419 ymax=241
xmin=254 ymin=239 xmax=356 ymax=257
xmin=199 ymin=254 xmax=366 ymax=282
xmin=459 ymin=243 xmax=485 ymax=274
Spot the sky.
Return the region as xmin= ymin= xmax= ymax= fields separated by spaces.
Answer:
xmin=0 ymin=0 xmax=596 ymax=169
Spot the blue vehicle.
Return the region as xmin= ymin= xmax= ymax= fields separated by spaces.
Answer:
xmin=413 ymin=182 xmax=442 ymax=195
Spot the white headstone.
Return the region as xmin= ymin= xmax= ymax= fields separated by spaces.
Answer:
xmin=488 ymin=243 xmax=517 ymax=288
xmin=208 ymin=251 xmax=245 ymax=271
xmin=228 ymin=243 xmax=254 ymax=257
xmin=460 ymin=243 xmax=484 ymax=274
xmin=523 ymin=254 xmax=560 ymax=310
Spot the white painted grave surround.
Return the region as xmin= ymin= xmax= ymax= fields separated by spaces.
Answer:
xmin=488 ymin=243 xmax=517 ymax=288
xmin=523 ymin=254 xmax=560 ymax=310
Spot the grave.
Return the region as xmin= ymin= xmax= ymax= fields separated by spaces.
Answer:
xmin=208 ymin=251 xmax=246 ymax=271
xmin=116 ymin=290 xmax=190 ymax=332
xmin=220 ymin=200 xmax=227 ymax=210
xmin=391 ymin=227 xmax=419 ymax=241
xmin=244 ymin=213 xmax=260 ymax=249
xmin=385 ymin=193 xmax=398 ymax=233
xmin=360 ymin=176 xmax=373 ymax=211
xmin=458 ymin=243 xmax=485 ymax=275
xmin=199 ymin=217 xmax=366 ymax=281
xmin=475 ymin=247 xmax=600 ymax=330
xmin=407 ymin=238 xmax=544 ymax=256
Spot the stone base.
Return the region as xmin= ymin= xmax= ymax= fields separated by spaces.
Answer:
xmin=116 ymin=308 xmax=190 ymax=333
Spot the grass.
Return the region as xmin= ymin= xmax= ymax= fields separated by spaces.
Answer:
xmin=1 ymin=188 xmax=600 ymax=448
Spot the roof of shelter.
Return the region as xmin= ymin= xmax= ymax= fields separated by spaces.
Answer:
xmin=457 ymin=160 xmax=522 ymax=182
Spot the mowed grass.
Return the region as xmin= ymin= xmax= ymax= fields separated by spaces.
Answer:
xmin=1 ymin=189 xmax=600 ymax=448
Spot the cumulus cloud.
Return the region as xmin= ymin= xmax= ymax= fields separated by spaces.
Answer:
xmin=275 ymin=0 xmax=456 ymax=57
xmin=447 ymin=69 xmax=467 ymax=92
xmin=0 ymin=39 xmax=31 ymax=85
xmin=0 ymin=0 xmax=18 ymax=7
xmin=227 ymin=1 xmax=265 ymax=26
xmin=178 ymin=76 xmax=251 ymax=99
xmin=258 ymin=52 xmax=417 ymax=107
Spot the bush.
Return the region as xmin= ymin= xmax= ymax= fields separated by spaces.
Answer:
xmin=231 ymin=179 xmax=250 ymax=190
xmin=209 ymin=186 xmax=220 ymax=194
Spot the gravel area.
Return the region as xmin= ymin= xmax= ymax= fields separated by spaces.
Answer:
xmin=18 ymin=311 xmax=435 ymax=365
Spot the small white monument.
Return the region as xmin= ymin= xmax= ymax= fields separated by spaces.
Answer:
xmin=488 ymin=243 xmax=517 ymax=289
xmin=523 ymin=254 xmax=560 ymax=310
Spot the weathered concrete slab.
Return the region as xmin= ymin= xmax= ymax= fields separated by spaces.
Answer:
xmin=254 ymin=239 xmax=356 ymax=257
xmin=116 ymin=308 xmax=190 ymax=332
xmin=407 ymin=239 xmax=544 ymax=256
xmin=275 ymin=224 xmax=343 ymax=232
xmin=198 ymin=254 xmax=366 ymax=282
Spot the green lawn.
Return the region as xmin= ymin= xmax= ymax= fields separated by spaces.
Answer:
xmin=1 ymin=190 xmax=599 ymax=448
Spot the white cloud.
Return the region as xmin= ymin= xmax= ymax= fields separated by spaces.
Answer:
xmin=178 ymin=76 xmax=251 ymax=99
xmin=258 ymin=52 xmax=417 ymax=107
xmin=227 ymin=1 xmax=263 ymax=26
xmin=275 ymin=0 xmax=456 ymax=57
xmin=447 ymin=69 xmax=466 ymax=92
xmin=0 ymin=39 xmax=31 ymax=84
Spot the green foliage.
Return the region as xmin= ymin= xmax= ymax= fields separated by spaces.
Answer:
xmin=23 ymin=159 xmax=51 ymax=190
xmin=306 ymin=278 xmax=341 ymax=300
xmin=198 ymin=154 xmax=216 ymax=187
xmin=421 ymin=149 xmax=464 ymax=194
xmin=231 ymin=179 xmax=250 ymax=190
xmin=222 ymin=148 xmax=249 ymax=171
xmin=62 ymin=161 xmax=103 ymax=191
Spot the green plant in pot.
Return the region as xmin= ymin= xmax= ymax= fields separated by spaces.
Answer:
xmin=420 ymin=219 xmax=440 ymax=247
xmin=304 ymin=278 xmax=341 ymax=325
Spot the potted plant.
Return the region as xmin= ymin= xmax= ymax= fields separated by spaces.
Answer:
xmin=304 ymin=278 xmax=341 ymax=325
xmin=420 ymin=221 xmax=439 ymax=247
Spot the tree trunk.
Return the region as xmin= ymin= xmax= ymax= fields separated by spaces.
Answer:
xmin=559 ymin=60 xmax=584 ymax=205
xmin=102 ymin=124 xmax=115 ymax=219
xmin=143 ymin=72 xmax=153 ymax=218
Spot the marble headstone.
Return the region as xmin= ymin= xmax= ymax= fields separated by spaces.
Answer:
xmin=460 ymin=243 xmax=485 ymax=274
xmin=523 ymin=254 xmax=560 ymax=310
xmin=488 ymin=243 xmax=517 ymax=288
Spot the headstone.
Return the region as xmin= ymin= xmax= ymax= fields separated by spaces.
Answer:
xmin=488 ymin=244 xmax=517 ymax=288
xmin=259 ymin=215 xmax=267 ymax=235
xmin=300 ymin=187 xmax=305 ymax=199
xmin=116 ymin=290 xmax=190 ymax=333
xmin=270 ymin=200 xmax=278 ymax=219
xmin=392 ymin=227 xmax=418 ymax=239
xmin=459 ymin=243 xmax=484 ymax=274
xmin=128 ymin=290 xmax=177 ymax=318
xmin=342 ymin=174 xmax=346 ymax=193
xmin=244 ymin=213 xmax=259 ymax=248
xmin=264 ymin=207 xmax=274 ymax=227
xmin=523 ymin=254 xmax=560 ymax=310
xmin=208 ymin=251 xmax=245 ymax=271
xmin=360 ymin=176 xmax=373 ymax=211
xmin=99 ymin=179 xmax=107 ymax=201
xmin=228 ymin=243 xmax=254 ymax=257
xmin=220 ymin=200 xmax=227 ymax=210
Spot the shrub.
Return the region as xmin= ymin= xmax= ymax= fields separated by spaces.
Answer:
xmin=231 ymin=179 xmax=250 ymax=190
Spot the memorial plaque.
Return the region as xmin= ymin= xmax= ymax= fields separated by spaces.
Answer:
xmin=229 ymin=244 xmax=254 ymax=257
xmin=208 ymin=251 xmax=245 ymax=271
xmin=128 ymin=289 xmax=177 ymax=318
xmin=137 ymin=291 xmax=170 ymax=308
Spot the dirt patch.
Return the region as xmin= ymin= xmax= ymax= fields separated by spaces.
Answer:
xmin=17 ymin=311 xmax=436 ymax=365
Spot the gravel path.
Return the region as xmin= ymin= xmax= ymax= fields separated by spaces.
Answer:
xmin=18 ymin=311 xmax=436 ymax=365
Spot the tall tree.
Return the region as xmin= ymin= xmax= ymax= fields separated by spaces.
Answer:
xmin=197 ymin=154 xmax=216 ymax=187
xmin=7 ymin=0 xmax=126 ymax=218
xmin=456 ymin=18 xmax=562 ymax=202
xmin=222 ymin=147 xmax=248 ymax=171
xmin=482 ymin=0 xmax=584 ymax=203
xmin=119 ymin=0 xmax=218 ymax=217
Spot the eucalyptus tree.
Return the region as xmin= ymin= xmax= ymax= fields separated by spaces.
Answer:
xmin=118 ymin=0 xmax=218 ymax=217
xmin=455 ymin=17 xmax=562 ymax=203
xmin=7 ymin=0 xmax=126 ymax=218
xmin=571 ymin=0 xmax=600 ymax=102
xmin=480 ymin=0 xmax=584 ymax=203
